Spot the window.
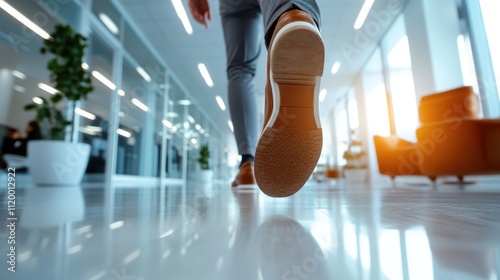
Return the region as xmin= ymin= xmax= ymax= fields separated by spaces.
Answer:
xmin=363 ymin=48 xmax=390 ymax=138
xmin=334 ymin=101 xmax=349 ymax=166
xmin=457 ymin=34 xmax=479 ymax=92
xmin=479 ymin=0 xmax=500 ymax=101
xmin=386 ymin=35 xmax=418 ymax=141
xmin=79 ymin=31 xmax=115 ymax=180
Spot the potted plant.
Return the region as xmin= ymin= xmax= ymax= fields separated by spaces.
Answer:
xmin=24 ymin=24 xmax=93 ymax=185
xmin=343 ymin=130 xmax=368 ymax=183
xmin=197 ymin=144 xmax=213 ymax=182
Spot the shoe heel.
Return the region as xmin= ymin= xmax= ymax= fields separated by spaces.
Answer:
xmin=271 ymin=23 xmax=325 ymax=85
xmin=238 ymin=172 xmax=256 ymax=185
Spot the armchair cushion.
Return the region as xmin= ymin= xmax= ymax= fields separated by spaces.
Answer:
xmin=418 ymin=86 xmax=479 ymax=125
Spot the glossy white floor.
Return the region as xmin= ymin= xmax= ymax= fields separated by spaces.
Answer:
xmin=1 ymin=177 xmax=500 ymax=280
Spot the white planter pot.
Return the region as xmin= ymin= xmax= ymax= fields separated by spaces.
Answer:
xmin=198 ymin=170 xmax=213 ymax=183
xmin=28 ymin=140 xmax=90 ymax=185
xmin=344 ymin=168 xmax=368 ymax=184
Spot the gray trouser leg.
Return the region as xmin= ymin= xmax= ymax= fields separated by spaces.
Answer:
xmin=221 ymin=9 xmax=262 ymax=156
xmin=219 ymin=0 xmax=321 ymax=156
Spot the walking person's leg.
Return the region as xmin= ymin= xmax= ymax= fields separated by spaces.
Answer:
xmin=219 ymin=0 xmax=262 ymax=187
xmin=254 ymin=0 xmax=325 ymax=197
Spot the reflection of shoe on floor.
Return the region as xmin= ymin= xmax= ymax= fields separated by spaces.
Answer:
xmin=232 ymin=161 xmax=256 ymax=187
xmin=255 ymin=10 xmax=325 ymax=197
xmin=256 ymin=216 xmax=331 ymax=279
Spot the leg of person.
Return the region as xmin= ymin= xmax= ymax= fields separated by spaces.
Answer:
xmin=255 ymin=0 xmax=325 ymax=197
xmin=220 ymin=0 xmax=262 ymax=187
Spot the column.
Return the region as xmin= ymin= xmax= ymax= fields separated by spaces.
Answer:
xmin=0 ymin=69 xmax=14 ymax=124
xmin=405 ymin=0 xmax=464 ymax=99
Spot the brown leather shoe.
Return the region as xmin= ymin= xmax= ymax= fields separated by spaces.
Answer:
xmin=232 ymin=161 xmax=256 ymax=187
xmin=254 ymin=10 xmax=324 ymax=197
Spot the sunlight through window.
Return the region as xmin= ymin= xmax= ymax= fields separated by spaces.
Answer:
xmin=387 ymin=36 xmax=419 ymax=141
xmin=479 ymin=0 xmax=500 ymax=101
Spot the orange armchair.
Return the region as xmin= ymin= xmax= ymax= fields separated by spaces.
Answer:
xmin=374 ymin=86 xmax=500 ymax=183
xmin=416 ymin=86 xmax=500 ymax=180
xmin=373 ymin=135 xmax=425 ymax=180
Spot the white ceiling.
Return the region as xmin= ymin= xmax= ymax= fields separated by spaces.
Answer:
xmin=117 ymin=0 xmax=408 ymax=149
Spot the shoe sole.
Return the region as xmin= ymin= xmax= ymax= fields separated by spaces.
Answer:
xmin=255 ymin=21 xmax=324 ymax=197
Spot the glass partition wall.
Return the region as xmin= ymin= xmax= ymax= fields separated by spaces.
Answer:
xmin=0 ymin=0 xmax=228 ymax=185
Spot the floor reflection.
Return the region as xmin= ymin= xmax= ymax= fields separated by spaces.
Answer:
xmin=21 ymin=186 xmax=84 ymax=229
xmin=256 ymin=215 xmax=331 ymax=280
xmin=0 ymin=182 xmax=499 ymax=280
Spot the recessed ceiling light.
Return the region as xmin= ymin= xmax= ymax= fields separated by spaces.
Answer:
xmin=98 ymin=13 xmax=119 ymax=35
xmin=75 ymin=108 xmax=96 ymax=120
xmin=354 ymin=0 xmax=375 ymax=30
xmin=331 ymin=62 xmax=341 ymax=74
xmin=117 ymin=129 xmax=131 ymax=138
xmin=117 ymin=89 xmax=125 ymax=96
xmin=187 ymin=115 xmax=195 ymax=123
xmin=85 ymin=126 xmax=102 ymax=133
xmin=12 ymin=70 xmax=26 ymax=79
xmin=123 ymin=250 xmax=141 ymax=265
xmin=228 ymin=120 xmax=233 ymax=132
xmin=319 ymin=89 xmax=327 ymax=102
xmin=81 ymin=63 xmax=89 ymax=70
xmin=38 ymin=83 xmax=58 ymax=95
xmin=92 ymin=71 xmax=116 ymax=90
xmin=136 ymin=66 xmax=151 ymax=82
xmin=178 ymin=100 xmax=191 ymax=106
xmin=17 ymin=251 xmax=32 ymax=262
xmin=14 ymin=85 xmax=25 ymax=92
xmin=109 ymin=220 xmax=125 ymax=229
xmin=184 ymin=122 xmax=189 ymax=129
xmin=215 ymin=95 xmax=226 ymax=111
xmin=79 ymin=127 xmax=97 ymax=136
xmin=131 ymin=98 xmax=149 ymax=112
xmin=0 ymin=1 xmax=50 ymax=39
xmin=190 ymin=138 xmax=197 ymax=145
xmin=195 ymin=124 xmax=201 ymax=130
xmin=162 ymin=119 xmax=173 ymax=128
xmin=32 ymin=97 xmax=43 ymax=104
xmin=171 ymin=0 xmax=193 ymax=35
xmin=198 ymin=63 xmax=214 ymax=87
xmin=66 ymin=244 xmax=82 ymax=255
xmin=119 ymin=111 xmax=125 ymax=117
xmin=166 ymin=112 xmax=179 ymax=118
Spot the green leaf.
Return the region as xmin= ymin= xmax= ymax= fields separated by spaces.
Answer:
xmin=24 ymin=104 xmax=38 ymax=111
xmin=51 ymin=93 xmax=63 ymax=103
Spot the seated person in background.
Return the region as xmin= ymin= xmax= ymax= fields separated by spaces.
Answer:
xmin=19 ymin=120 xmax=42 ymax=156
xmin=1 ymin=128 xmax=24 ymax=169
xmin=1 ymin=128 xmax=23 ymax=156
xmin=25 ymin=120 xmax=42 ymax=140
